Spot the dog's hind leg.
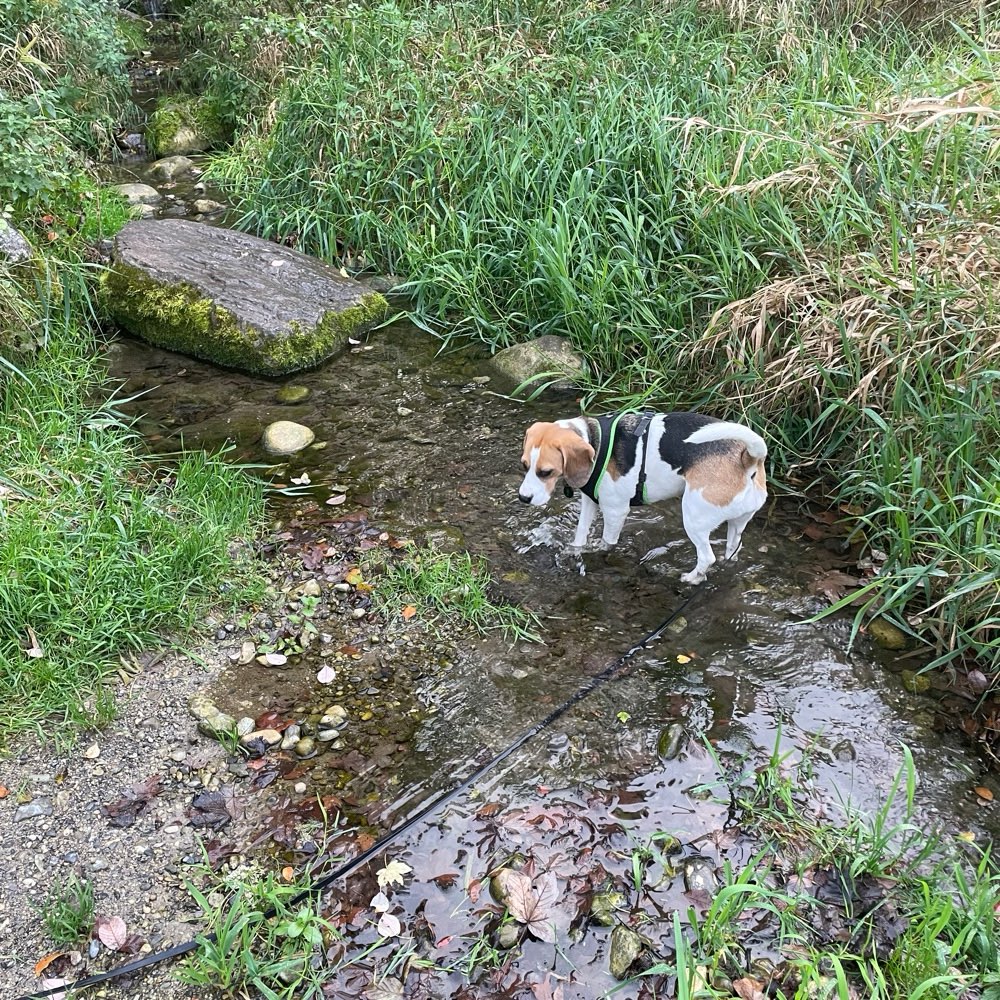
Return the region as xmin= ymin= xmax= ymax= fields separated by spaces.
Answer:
xmin=725 ymin=513 xmax=754 ymax=561
xmin=571 ymin=493 xmax=599 ymax=548
xmin=680 ymin=489 xmax=724 ymax=584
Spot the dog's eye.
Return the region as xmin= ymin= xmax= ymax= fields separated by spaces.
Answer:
xmin=538 ymin=469 xmax=554 ymax=479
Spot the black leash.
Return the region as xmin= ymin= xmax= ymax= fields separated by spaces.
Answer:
xmin=17 ymin=556 xmax=726 ymax=999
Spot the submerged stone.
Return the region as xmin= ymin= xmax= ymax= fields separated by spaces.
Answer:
xmin=262 ymin=420 xmax=315 ymax=455
xmin=148 ymin=155 xmax=195 ymax=181
xmin=657 ymin=722 xmax=685 ymax=762
xmin=485 ymin=334 xmax=587 ymax=393
xmin=901 ymin=670 xmax=932 ymax=694
xmin=609 ymin=924 xmax=645 ymax=980
xmin=275 ymin=384 xmax=311 ymax=404
xmin=103 ymin=220 xmax=388 ymax=376
xmin=868 ymin=617 xmax=908 ymax=651
xmin=590 ymin=887 xmax=626 ymax=926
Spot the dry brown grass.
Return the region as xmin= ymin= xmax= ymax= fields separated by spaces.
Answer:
xmin=684 ymin=223 xmax=1000 ymax=414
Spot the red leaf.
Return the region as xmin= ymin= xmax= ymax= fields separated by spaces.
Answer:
xmin=33 ymin=952 xmax=64 ymax=975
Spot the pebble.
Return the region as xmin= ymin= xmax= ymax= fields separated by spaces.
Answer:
xmin=316 ymin=729 xmax=339 ymax=742
xmin=294 ymin=737 xmax=316 ymax=757
xmin=169 ymin=749 xmax=187 ymax=762
xmin=82 ymin=743 xmax=101 ymax=759
xmin=325 ymin=705 xmax=347 ymax=720
xmin=240 ymin=728 xmax=282 ymax=749
xmin=14 ymin=801 xmax=52 ymax=822
xmin=236 ymin=717 xmax=256 ymax=736
xmin=275 ymin=385 xmax=311 ymax=404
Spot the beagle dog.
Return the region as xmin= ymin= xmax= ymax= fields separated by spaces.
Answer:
xmin=518 ymin=411 xmax=767 ymax=584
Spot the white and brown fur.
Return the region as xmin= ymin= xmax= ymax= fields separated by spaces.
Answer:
xmin=518 ymin=412 xmax=768 ymax=584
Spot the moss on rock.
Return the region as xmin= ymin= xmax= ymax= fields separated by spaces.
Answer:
xmin=101 ymin=263 xmax=387 ymax=376
xmin=147 ymin=95 xmax=228 ymax=156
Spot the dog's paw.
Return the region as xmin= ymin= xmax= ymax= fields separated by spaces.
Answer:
xmin=680 ymin=569 xmax=706 ymax=585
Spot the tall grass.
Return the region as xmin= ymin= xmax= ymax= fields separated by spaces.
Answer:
xmin=197 ymin=0 xmax=1000 ymax=672
xmin=0 ymin=265 xmax=266 ymax=741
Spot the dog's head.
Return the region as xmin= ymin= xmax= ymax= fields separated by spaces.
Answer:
xmin=518 ymin=422 xmax=595 ymax=505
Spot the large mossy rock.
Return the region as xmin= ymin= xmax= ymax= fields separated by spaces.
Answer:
xmin=104 ymin=220 xmax=388 ymax=376
xmin=147 ymin=96 xmax=227 ymax=156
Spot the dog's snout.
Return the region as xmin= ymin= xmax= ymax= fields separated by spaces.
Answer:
xmin=518 ymin=492 xmax=532 ymax=505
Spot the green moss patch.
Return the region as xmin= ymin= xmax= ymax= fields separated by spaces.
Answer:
xmin=101 ymin=263 xmax=387 ymax=376
xmin=147 ymin=95 xmax=228 ymax=156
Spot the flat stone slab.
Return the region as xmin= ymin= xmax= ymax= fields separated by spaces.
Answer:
xmin=103 ymin=220 xmax=387 ymax=376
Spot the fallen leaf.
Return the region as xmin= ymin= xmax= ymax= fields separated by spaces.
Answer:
xmin=102 ymin=775 xmax=163 ymax=828
xmin=531 ymin=974 xmax=565 ymax=1000
xmin=401 ymin=605 xmax=417 ymax=621
xmin=376 ymin=912 xmax=401 ymax=938
xmin=290 ymin=472 xmax=311 ymax=485
xmin=188 ymin=788 xmax=236 ymax=830
xmin=676 ymin=654 xmax=691 ymax=664
xmin=363 ymin=976 xmax=403 ymax=999
xmin=345 ymin=567 xmax=364 ymax=586
xmin=281 ymin=866 xmax=294 ymax=882
xmin=370 ymin=891 xmax=391 ymax=913
xmin=733 ymin=977 xmax=767 ymax=1000
xmin=33 ymin=952 xmax=65 ymax=976
xmin=810 ymin=569 xmax=860 ymax=604
xmin=974 ymin=786 xmax=994 ymax=802
xmin=40 ymin=979 xmax=68 ymax=1000
xmin=503 ymin=871 xmax=559 ymax=943
xmin=326 ymin=494 xmax=347 ymax=506
xmin=0 ymin=784 xmax=8 ymax=798
xmin=96 ymin=915 xmax=128 ymax=952
xmin=376 ymin=859 xmax=413 ymax=889
xmin=317 ymin=665 xmax=336 ymax=684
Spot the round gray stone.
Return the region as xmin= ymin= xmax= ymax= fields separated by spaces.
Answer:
xmin=262 ymin=420 xmax=315 ymax=455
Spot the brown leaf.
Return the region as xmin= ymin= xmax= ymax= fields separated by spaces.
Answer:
xmin=810 ymin=569 xmax=860 ymax=603
xmin=733 ymin=977 xmax=767 ymax=1000
xmin=974 ymin=785 xmax=994 ymax=802
xmin=33 ymin=952 xmax=65 ymax=976
xmin=503 ymin=871 xmax=559 ymax=943
xmin=102 ymin=775 xmax=163 ymax=828
xmin=531 ymin=974 xmax=565 ymax=1000
xmin=401 ymin=605 xmax=417 ymax=621
xmin=188 ymin=788 xmax=236 ymax=829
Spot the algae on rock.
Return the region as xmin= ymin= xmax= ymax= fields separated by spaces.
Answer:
xmin=103 ymin=220 xmax=388 ymax=376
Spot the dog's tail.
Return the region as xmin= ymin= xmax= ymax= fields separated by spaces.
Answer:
xmin=685 ymin=421 xmax=768 ymax=461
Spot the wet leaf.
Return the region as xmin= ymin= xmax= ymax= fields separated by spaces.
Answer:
xmin=290 ymin=472 xmax=311 ymax=485
xmin=401 ymin=605 xmax=417 ymax=621
xmin=326 ymin=494 xmax=347 ymax=506
xmin=317 ymin=665 xmax=336 ymax=684
xmin=504 ymin=871 xmax=559 ymax=943
xmin=531 ymin=974 xmax=565 ymax=1000
xmin=102 ymin=775 xmax=163 ymax=828
xmin=281 ymin=866 xmax=295 ymax=882
xmin=376 ymin=859 xmax=412 ymax=889
xmin=345 ymin=567 xmax=364 ymax=586
xmin=376 ymin=912 xmax=401 ymax=938
xmin=810 ymin=569 xmax=860 ymax=603
xmin=363 ymin=976 xmax=403 ymax=999
xmin=96 ymin=915 xmax=128 ymax=951
xmin=957 ymin=831 xmax=977 ymax=843
xmin=188 ymin=788 xmax=236 ymax=830
xmin=676 ymin=654 xmax=691 ymax=664
xmin=33 ymin=952 xmax=65 ymax=975
xmin=370 ymin=891 xmax=391 ymax=913
xmin=974 ymin=786 xmax=994 ymax=802
xmin=0 ymin=784 xmax=8 ymax=798
xmin=733 ymin=977 xmax=767 ymax=1000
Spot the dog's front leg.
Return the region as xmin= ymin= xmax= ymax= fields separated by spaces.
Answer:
xmin=571 ymin=493 xmax=598 ymax=548
xmin=600 ymin=503 xmax=629 ymax=548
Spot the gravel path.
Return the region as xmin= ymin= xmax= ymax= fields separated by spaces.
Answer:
xmin=0 ymin=641 xmax=233 ymax=999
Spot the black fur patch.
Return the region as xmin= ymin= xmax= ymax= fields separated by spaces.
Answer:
xmin=657 ymin=412 xmax=728 ymax=472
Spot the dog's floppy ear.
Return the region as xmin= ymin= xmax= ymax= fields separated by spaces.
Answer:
xmin=560 ymin=437 xmax=595 ymax=488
